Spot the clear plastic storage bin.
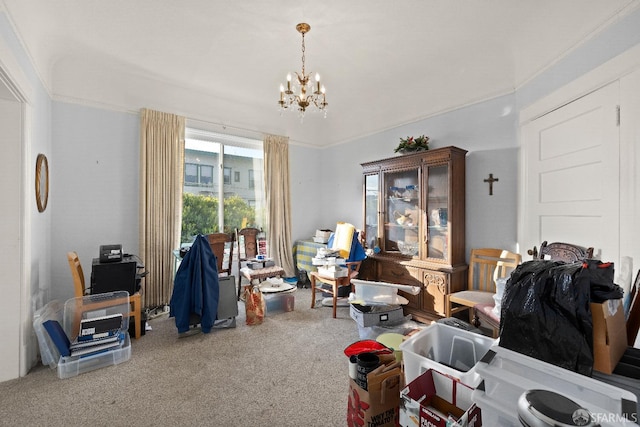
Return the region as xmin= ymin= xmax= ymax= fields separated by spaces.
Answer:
xmin=399 ymin=322 xmax=496 ymax=387
xmin=33 ymin=291 xmax=133 ymax=379
xmin=473 ymin=345 xmax=638 ymax=426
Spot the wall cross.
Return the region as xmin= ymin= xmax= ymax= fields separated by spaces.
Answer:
xmin=484 ymin=173 xmax=499 ymax=196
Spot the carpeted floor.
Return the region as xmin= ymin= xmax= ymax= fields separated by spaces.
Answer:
xmin=0 ymin=288 xmax=364 ymax=427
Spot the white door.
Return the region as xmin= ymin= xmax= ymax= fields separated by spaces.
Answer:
xmin=520 ymin=82 xmax=620 ymax=263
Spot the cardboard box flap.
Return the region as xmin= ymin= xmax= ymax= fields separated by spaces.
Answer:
xmin=400 ymin=369 xmax=481 ymax=427
xmin=591 ymin=299 xmax=628 ymax=374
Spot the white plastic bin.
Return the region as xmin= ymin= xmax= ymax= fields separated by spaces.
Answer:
xmin=350 ymin=279 xmax=420 ymax=305
xmin=472 ymin=389 xmax=520 ymax=426
xmin=473 ymin=345 xmax=638 ymax=426
xmin=399 ymin=322 xmax=496 ymax=387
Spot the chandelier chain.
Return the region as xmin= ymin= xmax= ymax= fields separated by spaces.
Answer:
xmin=301 ymin=32 xmax=306 ymax=77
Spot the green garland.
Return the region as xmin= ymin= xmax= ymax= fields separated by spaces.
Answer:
xmin=394 ymin=135 xmax=429 ymax=153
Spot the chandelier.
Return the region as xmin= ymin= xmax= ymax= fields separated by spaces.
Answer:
xmin=278 ymin=23 xmax=328 ymax=119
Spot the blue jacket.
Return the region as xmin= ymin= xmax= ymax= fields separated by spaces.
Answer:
xmin=170 ymin=235 xmax=219 ymax=333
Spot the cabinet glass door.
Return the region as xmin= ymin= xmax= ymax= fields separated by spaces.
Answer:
xmin=364 ymin=173 xmax=379 ymax=250
xmin=425 ymin=164 xmax=449 ymax=260
xmin=384 ymin=168 xmax=420 ymax=255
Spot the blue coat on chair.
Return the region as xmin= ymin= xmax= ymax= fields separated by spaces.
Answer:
xmin=170 ymin=234 xmax=219 ymax=333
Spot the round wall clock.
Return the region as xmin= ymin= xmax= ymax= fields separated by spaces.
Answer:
xmin=35 ymin=153 xmax=49 ymax=212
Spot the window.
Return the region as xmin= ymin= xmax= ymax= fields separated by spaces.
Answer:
xmin=185 ymin=163 xmax=198 ymax=184
xmin=249 ymin=169 xmax=255 ymax=189
xmin=200 ymin=165 xmax=213 ymax=185
xmin=181 ymin=128 xmax=264 ymax=242
xmin=184 ymin=163 xmax=213 ymax=187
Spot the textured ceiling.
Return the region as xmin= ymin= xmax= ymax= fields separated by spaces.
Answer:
xmin=2 ymin=0 xmax=639 ymax=146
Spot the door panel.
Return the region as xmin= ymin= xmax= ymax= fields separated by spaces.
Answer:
xmin=521 ymin=82 xmax=619 ymax=263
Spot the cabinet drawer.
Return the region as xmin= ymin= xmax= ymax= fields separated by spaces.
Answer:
xmin=377 ymin=262 xmax=422 ymax=287
xmin=377 ymin=262 xmax=422 ymax=308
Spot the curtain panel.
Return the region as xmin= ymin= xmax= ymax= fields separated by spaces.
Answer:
xmin=139 ymin=108 xmax=185 ymax=309
xmin=263 ymin=134 xmax=295 ymax=277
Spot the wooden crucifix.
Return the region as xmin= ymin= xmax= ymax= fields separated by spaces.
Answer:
xmin=484 ymin=173 xmax=499 ymax=196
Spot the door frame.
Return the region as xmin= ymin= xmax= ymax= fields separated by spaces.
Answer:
xmin=0 ymin=36 xmax=32 ymax=381
xmin=518 ymin=43 xmax=640 ymax=267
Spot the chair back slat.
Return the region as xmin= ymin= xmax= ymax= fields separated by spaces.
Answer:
xmin=468 ymin=248 xmax=522 ymax=292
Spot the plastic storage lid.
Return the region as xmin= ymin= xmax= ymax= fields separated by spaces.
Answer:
xmin=518 ymin=390 xmax=598 ymax=427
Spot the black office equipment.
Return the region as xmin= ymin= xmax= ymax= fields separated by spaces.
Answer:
xmin=91 ymin=257 xmax=139 ymax=295
xmin=99 ymin=244 xmax=123 ymax=263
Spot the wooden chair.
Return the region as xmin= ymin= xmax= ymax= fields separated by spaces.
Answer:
xmin=535 ymin=240 xmax=594 ymax=262
xmin=446 ymin=248 xmax=521 ymax=324
xmin=206 ymin=232 xmax=235 ymax=277
xmin=235 ymin=227 xmax=285 ymax=299
xmin=66 ymin=251 xmax=143 ymax=339
xmin=310 ymin=261 xmax=362 ymax=318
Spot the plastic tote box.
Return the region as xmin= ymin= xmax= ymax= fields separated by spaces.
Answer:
xmin=399 ymin=322 xmax=496 ymax=387
xmin=473 ymin=345 xmax=638 ymax=426
xmin=33 ymin=291 xmax=133 ymax=379
xmin=350 ymin=303 xmax=404 ymax=328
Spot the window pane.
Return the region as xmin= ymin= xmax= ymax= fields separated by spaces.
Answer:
xmin=224 ymin=148 xmax=264 ymax=232
xmin=185 ymin=163 xmax=198 ymax=184
xmin=200 ymin=165 xmax=213 ymax=185
xmin=224 ymin=167 xmax=231 ymax=184
xmin=181 ymin=130 xmax=264 ymax=243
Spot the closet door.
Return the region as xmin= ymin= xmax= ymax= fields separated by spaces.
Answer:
xmin=520 ymin=82 xmax=620 ymax=263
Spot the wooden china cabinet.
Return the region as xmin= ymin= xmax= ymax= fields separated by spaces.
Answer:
xmin=360 ymin=146 xmax=468 ymax=323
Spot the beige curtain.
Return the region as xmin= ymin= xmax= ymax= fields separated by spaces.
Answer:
xmin=263 ymin=134 xmax=295 ymax=277
xmin=139 ymin=109 xmax=185 ymax=309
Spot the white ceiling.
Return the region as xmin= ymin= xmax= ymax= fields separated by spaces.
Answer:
xmin=2 ymin=0 xmax=639 ymax=147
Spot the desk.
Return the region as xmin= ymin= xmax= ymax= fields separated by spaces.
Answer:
xmin=293 ymin=239 xmax=327 ymax=274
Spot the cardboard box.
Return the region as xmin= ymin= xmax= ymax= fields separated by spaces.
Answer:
xmin=347 ymin=361 xmax=402 ymax=427
xmin=316 ymin=229 xmax=332 ymax=240
xmin=592 ymin=299 xmax=628 ymax=374
xmin=247 ymin=260 xmax=275 ymax=269
xmin=350 ymin=303 xmax=404 ymax=328
xmin=399 ymin=369 xmax=482 ymax=427
xmin=318 ymin=265 xmax=348 ymax=278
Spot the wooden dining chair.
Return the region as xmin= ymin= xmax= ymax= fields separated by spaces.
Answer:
xmin=310 ymin=261 xmax=362 ymax=318
xmin=206 ymin=232 xmax=235 ymax=277
xmin=66 ymin=251 xmax=143 ymax=339
xmin=235 ymin=227 xmax=285 ymax=299
xmin=446 ymin=248 xmax=521 ymax=323
xmin=535 ymin=240 xmax=594 ymax=262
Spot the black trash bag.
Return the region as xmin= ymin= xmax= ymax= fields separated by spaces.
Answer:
xmin=575 ymin=259 xmax=623 ymax=303
xmin=499 ymin=260 xmax=594 ymax=376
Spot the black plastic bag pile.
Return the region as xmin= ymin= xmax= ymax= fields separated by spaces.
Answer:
xmin=499 ymin=259 xmax=623 ymax=376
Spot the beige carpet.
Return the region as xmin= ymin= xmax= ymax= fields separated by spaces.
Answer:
xmin=0 ymin=288 xmax=364 ymax=427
